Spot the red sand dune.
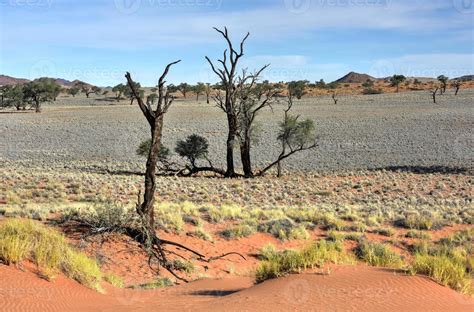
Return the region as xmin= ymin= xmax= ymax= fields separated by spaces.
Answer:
xmin=0 ymin=264 xmax=472 ymax=312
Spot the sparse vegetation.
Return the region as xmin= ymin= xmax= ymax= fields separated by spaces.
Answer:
xmin=0 ymin=219 xmax=104 ymax=291
xmin=256 ymin=240 xmax=352 ymax=282
xmin=355 ymin=241 xmax=403 ymax=268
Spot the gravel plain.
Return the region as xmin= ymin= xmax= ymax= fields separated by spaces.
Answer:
xmin=0 ymin=90 xmax=473 ymax=173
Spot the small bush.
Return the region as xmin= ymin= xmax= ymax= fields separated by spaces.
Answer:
xmin=356 ymin=241 xmax=403 ymax=268
xmin=288 ymin=225 xmax=310 ymax=240
xmin=373 ymin=228 xmax=396 ymax=237
xmin=343 ymin=222 xmax=367 ymax=233
xmin=395 ymin=214 xmax=442 ymax=230
xmin=172 ymin=259 xmax=195 ymax=274
xmin=257 ymin=218 xmax=298 ymax=240
xmin=104 ymin=272 xmax=124 ymax=288
xmin=256 ymin=240 xmax=352 ymax=282
xmin=221 ymin=224 xmax=256 ymax=240
xmin=0 ymin=219 xmax=104 ymax=291
xmin=129 ymin=277 xmax=173 ymax=289
xmin=344 ymin=233 xmax=364 ymax=242
xmin=405 ymin=230 xmax=431 ymax=240
xmin=411 ymin=253 xmax=471 ymax=294
xmin=208 ymin=205 xmax=243 ymax=223
xmin=189 ymin=226 xmax=213 ymax=242
xmin=327 ymin=231 xmax=345 ymax=242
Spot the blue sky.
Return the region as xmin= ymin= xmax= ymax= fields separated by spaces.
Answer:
xmin=0 ymin=0 xmax=473 ymax=86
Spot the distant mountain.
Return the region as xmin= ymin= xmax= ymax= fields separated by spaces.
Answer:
xmin=335 ymin=72 xmax=375 ymax=83
xmin=0 ymin=75 xmax=30 ymax=86
xmin=71 ymin=79 xmax=94 ymax=88
xmin=453 ymin=75 xmax=474 ymax=82
xmin=0 ymin=74 xmax=96 ymax=88
xmin=34 ymin=77 xmax=79 ymax=87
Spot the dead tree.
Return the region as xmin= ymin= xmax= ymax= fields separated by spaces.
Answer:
xmin=125 ymin=61 xmax=182 ymax=276
xmin=332 ymin=92 xmax=338 ymax=105
xmin=205 ymin=83 xmax=211 ymax=104
xmin=206 ymin=27 xmax=250 ymax=177
xmin=235 ymin=68 xmax=276 ymax=177
xmin=453 ymin=81 xmax=461 ymax=96
xmin=430 ymin=87 xmax=439 ymax=104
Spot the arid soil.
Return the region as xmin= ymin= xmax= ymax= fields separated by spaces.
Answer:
xmin=1 ymin=90 xmax=473 ymax=173
xmin=1 ymin=89 xmax=473 ymax=311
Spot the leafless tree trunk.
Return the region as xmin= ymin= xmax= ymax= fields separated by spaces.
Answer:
xmin=125 ymin=61 xmax=180 ymax=229
xmin=236 ymin=67 xmax=273 ymax=177
xmin=430 ymin=87 xmax=439 ymax=104
xmin=332 ymin=92 xmax=338 ymax=105
xmin=454 ymin=81 xmax=461 ymax=96
xmin=205 ymin=83 xmax=211 ymax=104
xmin=206 ymin=27 xmax=250 ymax=177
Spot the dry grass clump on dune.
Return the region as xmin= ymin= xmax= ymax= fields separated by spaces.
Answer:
xmin=255 ymin=240 xmax=353 ymax=283
xmin=0 ymin=219 xmax=121 ymax=291
xmin=409 ymin=229 xmax=473 ymax=294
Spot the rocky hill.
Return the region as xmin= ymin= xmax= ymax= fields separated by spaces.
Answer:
xmin=335 ymin=72 xmax=375 ymax=83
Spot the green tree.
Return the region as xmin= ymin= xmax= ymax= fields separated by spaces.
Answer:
xmin=177 ymin=83 xmax=191 ymax=98
xmin=1 ymin=85 xmax=25 ymax=110
xmin=258 ymin=93 xmax=317 ymax=176
xmin=147 ymin=93 xmax=158 ymax=107
xmin=288 ymin=80 xmax=307 ymax=99
xmin=193 ymin=82 xmax=207 ymax=101
xmin=68 ymin=87 xmax=80 ymax=97
xmin=390 ymin=75 xmax=406 ymax=92
xmin=124 ymin=81 xmax=143 ymax=105
xmin=175 ymin=134 xmax=209 ymax=168
xmin=23 ymin=78 xmax=61 ymax=112
xmin=112 ymin=84 xmax=127 ymax=102
xmin=316 ymin=79 xmax=326 ymax=89
xmin=136 ymin=139 xmax=170 ymax=163
xmin=437 ymin=75 xmax=449 ymax=94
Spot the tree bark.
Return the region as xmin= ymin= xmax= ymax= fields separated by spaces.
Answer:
xmin=225 ymin=114 xmax=237 ymax=177
xmin=34 ymin=98 xmax=41 ymax=113
xmin=240 ymin=135 xmax=252 ymax=177
xmin=139 ymin=114 xmax=163 ymax=229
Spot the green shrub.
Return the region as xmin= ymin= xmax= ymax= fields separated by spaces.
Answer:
xmin=129 ymin=277 xmax=173 ymax=289
xmin=411 ymin=253 xmax=471 ymax=294
xmin=257 ymin=218 xmax=299 ymax=240
xmin=221 ymin=224 xmax=256 ymax=239
xmin=104 ymin=272 xmax=124 ymax=288
xmin=395 ymin=214 xmax=442 ymax=230
xmin=288 ymin=225 xmax=310 ymax=240
xmin=373 ymin=228 xmax=396 ymax=237
xmin=189 ymin=226 xmax=213 ymax=242
xmin=343 ymin=222 xmax=367 ymax=233
xmin=356 ymin=241 xmax=403 ymax=268
xmin=405 ymin=230 xmax=431 ymax=240
xmin=172 ymin=259 xmax=195 ymax=274
xmin=344 ymin=233 xmax=364 ymax=242
xmin=208 ymin=205 xmax=243 ymax=223
xmin=0 ymin=219 xmax=104 ymax=291
xmin=256 ymin=240 xmax=352 ymax=283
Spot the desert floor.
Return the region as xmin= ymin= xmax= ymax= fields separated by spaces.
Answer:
xmin=0 ymin=90 xmax=473 ymax=311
